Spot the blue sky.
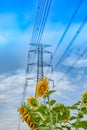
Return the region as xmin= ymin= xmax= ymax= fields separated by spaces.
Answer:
xmin=0 ymin=0 xmax=87 ymax=130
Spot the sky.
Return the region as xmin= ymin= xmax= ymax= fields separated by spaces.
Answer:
xmin=0 ymin=0 xmax=87 ymax=130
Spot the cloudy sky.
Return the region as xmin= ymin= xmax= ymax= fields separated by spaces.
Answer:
xmin=0 ymin=0 xmax=87 ymax=130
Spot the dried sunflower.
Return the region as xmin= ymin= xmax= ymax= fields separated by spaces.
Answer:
xmin=17 ymin=105 xmax=36 ymax=129
xmin=29 ymin=120 xmax=35 ymax=129
xmin=17 ymin=105 xmax=31 ymax=123
xmin=17 ymin=105 xmax=27 ymax=116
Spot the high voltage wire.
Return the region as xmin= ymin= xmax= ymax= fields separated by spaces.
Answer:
xmin=31 ymin=0 xmax=46 ymax=43
xmin=31 ymin=0 xmax=42 ymax=43
xmin=57 ymin=48 xmax=87 ymax=84
xmin=37 ymin=0 xmax=52 ymax=43
xmin=52 ymin=0 xmax=84 ymax=58
xmin=35 ymin=0 xmax=52 ymax=43
xmin=33 ymin=0 xmax=48 ymax=43
xmin=31 ymin=0 xmax=52 ymax=43
xmin=54 ymin=15 xmax=87 ymax=70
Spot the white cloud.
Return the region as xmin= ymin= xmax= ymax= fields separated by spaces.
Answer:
xmin=63 ymin=54 xmax=87 ymax=68
xmin=0 ymin=69 xmax=82 ymax=106
xmin=74 ymin=59 xmax=87 ymax=67
xmin=0 ymin=68 xmax=87 ymax=130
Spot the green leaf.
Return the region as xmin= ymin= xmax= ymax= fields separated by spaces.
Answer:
xmin=79 ymin=121 xmax=87 ymax=128
xmin=81 ymin=107 xmax=87 ymax=114
xmin=78 ymin=112 xmax=84 ymax=118
xmin=55 ymin=127 xmax=63 ymax=130
xmin=46 ymin=101 xmax=49 ymax=104
xmin=37 ymin=126 xmax=50 ymax=130
xmin=36 ymin=105 xmax=47 ymax=114
xmin=69 ymin=105 xmax=78 ymax=110
xmin=74 ymin=101 xmax=81 ymax=106
xmin=69 ymin=101 xmax=81 ymax=110
xmin=65 ymin=126 xmax=71 ymax=130
xmin=63 ymin=126 xmax=71 ymax=130
xmin=49 ymin=100 xmax=56 ymax=106
xmin=70 ymin=116 xmax=77 ymax=121
xmin=72 ymin=121 xmax=87 ymax=129
xmin=43 ymin=116 xmax=50 ymax=125
xmin=47 ymin=90 xmax=56 ymax=96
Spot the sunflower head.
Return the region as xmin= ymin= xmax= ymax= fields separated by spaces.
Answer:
xmin=29 ymin=120 xmax=35 ymax=129
xmin=64 ymin=118 xmax=69 ymax=123
xmin=82 ymin=91 xmax=87 ymax=107
xmin=27 ymin=97 xmax=39 ymax=109
xmin=36 ymin=77 xmax=49 ymax=97
xmin=17 ymin=105 xmax=27 ymax=116
xmin=17 ymin=105 xmax=31 ymax=124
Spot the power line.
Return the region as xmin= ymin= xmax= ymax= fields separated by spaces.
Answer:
xmin=37 ymin=0 xmax=52 ymax=43
xmin=31 ymin=0 xmax=42 ymax=42
xmin=52 ymin=0 xmax=84 ymax=58
xmin=31 ymin=0 xmax=46 ymax=43
xmin=54 ymin=16 xmax=87 ymax=70
xmin=57 ymin=47 xmax=87 ymax=84
xmin=33 ymin=0 xmax=48 ymax=43
xmin=31 ymin=0 xmax=52 ymax=43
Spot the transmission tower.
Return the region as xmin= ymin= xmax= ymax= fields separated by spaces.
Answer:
xmin=37 ymin=44 xmax=44 ymax=82
xmin=26 ymin=43 xmax=54 ymax=97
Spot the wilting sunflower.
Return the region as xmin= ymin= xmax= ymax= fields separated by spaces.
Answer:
xmin=17 ymin=105 xmax=31 ymax=123
xmin=29 ymin=120 xmax=35 ymax=130
xmin=23 ymin=113 xmax=30 ymax=122
xmin=27 ymin=97 xmax=39 ymax=109
xmin=18 ymin=105 xmax=36 ymax=129
xmin=82 ymin=91 xmax=87 ymax=107
xmin=36 ymin=77 xmax=49 ymax=97
xmin=17 ymin=105 xmax=27 ymax=116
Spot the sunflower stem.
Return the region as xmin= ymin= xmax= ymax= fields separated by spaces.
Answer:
xmin=47 ymin=95 xmax=54 ymax=129
xmin=35 ymin=112 xmax=45 ymax=121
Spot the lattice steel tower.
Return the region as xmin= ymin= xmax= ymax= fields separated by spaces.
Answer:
xmin=26 ymin=43 xmax=54 ymax=97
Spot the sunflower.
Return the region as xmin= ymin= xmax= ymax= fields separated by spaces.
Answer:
xmin=17 ymin=105 xmax=31 ymax=123
xmin=36 ymin=77 xmax=49 ymax=97
xmin=64 ymin=118 xmax=69 ymax=123
xmin=23 ymin=113 xmax=30 ymax=122
xmin=82 ymin=91 xmax=87 ymax=107
xmin=29 ymin=120 xmax=35 ymax=129
xmin=17 ymin=105 xmax=26 ymax=116
xmin=27 ymin=97 xmax=39 ymax=109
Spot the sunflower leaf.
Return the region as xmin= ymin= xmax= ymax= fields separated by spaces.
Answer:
xmin=47 ymin=90 xmax=56 ymax=96
xmin=49 ymin=100 xmax=56 ymax=106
